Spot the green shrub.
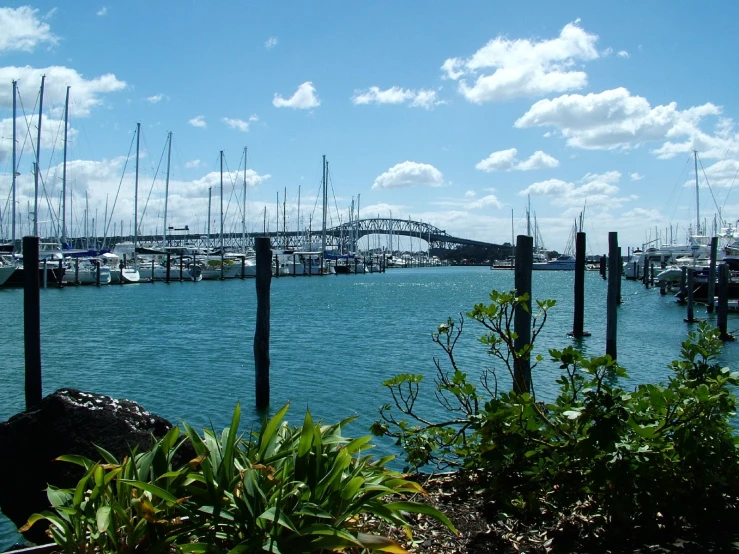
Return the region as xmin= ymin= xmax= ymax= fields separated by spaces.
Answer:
xmin=25 ymin=403 xmax=456 ymax=553
xmin=374 ymin=289 xmax=739 ymax=537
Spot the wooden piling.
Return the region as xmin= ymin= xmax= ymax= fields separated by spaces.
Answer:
xmin=274 ymin=255 xmax=279 ymax=278
xmin=513 ymin=234 xmax=533 ymax=394
xmin=254 ymin=237 xmax=271 ymax=411
xmin=241 ymin=256 xmax=246 ymax=279
xmin=707 ymin=237 xmax=718 ymax=314
xmin=606 ymin=232 xmax=619 ymax=360
xmin=42 ymin=259 xmax=47 ymax=288
xmin=96 ymin=261 xmax=101 ymax=286
xmin=166 ymin=253 xmax=171 ymax=283
xmin=600 ymin=254 xmax=606 ymax=280
xmin=717 ymin=264 xmax=733 ymax=341
xmin=685 ymin=268 xmax=697 ymax=323
xmin=570 ymin=231 xmax=589 ymax=337
xmin=23 ymin=236 xmax=42 ymax=410
xmin=74 ymin=258 xmax=79 ymax=285
xmin=151 ymin=259 xmax=155 ymax=283
xmin=650 ymin=263 xmax=655 ymax=286
xmin=57 ymin=259 xmax=63 ymax=288
xmin=180 ymin=256 xmax=184 ymax=282
xmin=678 ymin=266 xmax=687 ymax=304
xmin=617 ymin=247 xmax=623 ymax=305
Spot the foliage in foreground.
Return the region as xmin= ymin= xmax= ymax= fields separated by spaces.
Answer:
xmin=23 ymin=403 xmax=455 ymax=553
xmin=373 ymin=289 xmax=739 ymax=541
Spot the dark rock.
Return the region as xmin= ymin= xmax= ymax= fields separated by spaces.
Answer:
xmin=0 ymin=389 xmax=175 ymax=544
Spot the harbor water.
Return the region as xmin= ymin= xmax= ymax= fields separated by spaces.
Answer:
xmin=2 ymin=266 xmax=739 ymax=549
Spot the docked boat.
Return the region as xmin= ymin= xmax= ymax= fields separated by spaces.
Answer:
xmin=62 ymin=258 xmax=112 ymax=285
xmin=532 ymin=255 xmax=576 ymax=271
xmin=0 ymin=261 xmax=16 ymax=286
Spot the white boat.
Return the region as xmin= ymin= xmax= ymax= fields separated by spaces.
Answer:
xmin=0 ymin=262 xmax=16 ymax=286
xmin=62 ymin=258 xmax=111 ymax=285
xmin=532 ymin=255 xmax=576 ymax=271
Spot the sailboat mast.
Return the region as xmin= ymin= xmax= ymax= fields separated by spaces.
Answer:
xmin=207 ymin=187 xmax=212 ymax=248
xmin=61 ymin=85 xmax=70 ymax=245
xmin=526 ymin=195 xmax=531 ymax=237
xmin=283 ymin=187 xmax=286 ymax=249
xmin=11 ymin=80 xmax=17 ymax=252
xmin=242 ymin=146 xmax=247 ymax=253
xmin=33 ymin=75 xmax=45 ymax=237
xmin=134 ymin=122 xmax=140 ymax=266
xmin=694 ymin=150 xmax=700 ymax=235
xmin=220 ymin=150 xmax=224 ymax=279
xmin=297 ymin=185 xmax=301 ymax=249
xmin=356 ymin=193 xmax=361 ymax=253
xmin=321 ymin=155 xmax=327 ymax=254
xmin=163 ymin=131 xmax=172 ymax=245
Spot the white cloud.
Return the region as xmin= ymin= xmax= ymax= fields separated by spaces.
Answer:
xmin=0 ymin=115 xmax=77 ymax=164
xmin=372 ymin=161 xmax=444 ymax=190
xmin=185 ymin=159 xmax=201 ymax=169
xmin=188 ymin=115 xmax=206 ymax=128
xmin=475 ymin=148 xmax=559 ymax=172
xmin=273 ymin=81 xmax=320 ymax=109
xmin=352 ymin=86 xmax=444 ymax=109
xmin=699 ymin=159 xmax=739 ymax=188
xmin=146 ymin=93 xmax=167 ymax=104
xmin=617 ymin=50 xmax=630 ymax=58
xmin=97 ymin=7 xmax=107 ymax=16
xmin=519 ymin=170 xmax=635 ymax=209
xmin=464 ymin=190 xmax=477 ymax=198
xmin=515 ymin=87 xmax=721 ymax=152
xmin=630 ymin=172 xmax=643 ymax=181
xmin=468 ymin=194 xmax=503 ymax=209
xmin=0 ymin=6 xmax=58 ymax=53
xmin=441 ymin=20 xmax=599 ymax=103
xmin=190 ymin=169 xmax=271 ymax=194
xmin=265 ymin=36 xmax=278 ymax=50
xmin=0 ymin=66 xmax=125 ymax=118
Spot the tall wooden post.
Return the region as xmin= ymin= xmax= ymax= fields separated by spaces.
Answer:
xmin=717 ymin=264 xmax=733 ymax=341
xmin=180 ymin=256 xmax=184 ymax=281
xmin=57 ymin=259 xmax=63 ymax=288
xmin=617 ymin=247 xmax=622 ymax=305
xmin=254 ymin=237 xmax=271 ymax=411
xmin=23 ymin=236 xmax=42 ymax=410
xmin=678 ymin=267 xmax=687 ymax=304
xmin=606 ymin=232 xmax=619 ymax=360
xmin=685 ymin=268 xmax=696 ymax=323
xmin=96 ymin=261 xmax=101 ymax=286
xmin=571 ymin=232 xmax=588 ymax=337
xmin=513 ymin=234 xmax=533 ymax=394
xmin=166 ymin=253 xmax=171 ymax=283
xmin=600 ymin=254 xmax=606 ymax=280
xmin=707 ymin=237 xmax=718 ymax=314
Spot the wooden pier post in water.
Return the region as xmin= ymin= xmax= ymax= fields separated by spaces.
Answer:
xmin=617 ymin=247 xmax=622 ymax=305
xmin=166 ymin=253 xmax=171 ymax=283
xmin=74 ymin=258 xmax=79 ymax=285
xmin=23 ymin=236 xmax=42 ymax=410
xmin=180 ymin=256 xmax=184 ymax=282
xmin=606 ymin=232 xmax=619 ymax=360
xmin=254 ymin=237 xmax=271 ymax=411
xmin=717 ymin=264 xmax=734 ymax=341
xmin=707 ymin=237 xmax=718 ymax=314
xmin=151 ymin=259 xmax=155 ymax=284
xmin=96 ymin=260 xmax=101 ymax=286
xmin=600 ymin=254 xmax=606 ymax=280
xmin=685 ymin=268 xmax=698 ymax=323
xmin=57 ymin=259 xmax=63 ymax=288
xmin=678 ymin=267 xmax=687 ymax=304
xmin=570 ymin=232 xmax=590 ymax=337
xmin=513 ymin=234 xmax=533 ymax=394
xmin=42 ymin=259 xmax=48 ymax=288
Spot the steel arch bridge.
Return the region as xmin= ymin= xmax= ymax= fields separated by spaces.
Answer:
xmin=97 ymin=217 xmax=496 ymax=252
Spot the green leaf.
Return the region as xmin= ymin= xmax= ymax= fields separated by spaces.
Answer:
xmin=120 ymin=480 xmax=180 ymax=504
xmin=356 ymin=533 xmax=410 ymax=554
xmin=259 ymin=402 xmax=290 ymax=459
xmin=384 ymin=501 xmax=458 ymax=534
xmin=96 ymin=506 xmax=111 ymax=533
xmin=298 ymin=409 xmax=314 ymax=457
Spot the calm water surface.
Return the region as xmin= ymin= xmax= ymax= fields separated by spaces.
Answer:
xmin=2 ymin=267 xmax=738 ymax=548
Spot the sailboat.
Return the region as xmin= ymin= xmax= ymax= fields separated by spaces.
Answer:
xmin=111 ymin=123 xmax=142 ymax=283
xmin=2 ymin=77 xmax=66 ymax=287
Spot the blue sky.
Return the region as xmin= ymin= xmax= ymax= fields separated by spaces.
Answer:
xmin=1 ymin=1 xmax=739 ymax=254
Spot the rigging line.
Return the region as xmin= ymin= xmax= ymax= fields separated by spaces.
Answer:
xmin=698 ymin=155 xmax=722 ymax=226
xmin=722 ymin=163 xmax=739 ymax=213
xmin=327 ymin=167 xmax=341 ymax=225
xmin=15 ymin=88 xmax=34 ymax=170
xmin=223 ymin=155 xmax=239 ymax=232
xmin=101 ymin=129 xmax=137 ymax=246
xmin=138 ymin=133 xmax=168 ymax=232
xmin=665 ymin=155 xmax=692 ymax=224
